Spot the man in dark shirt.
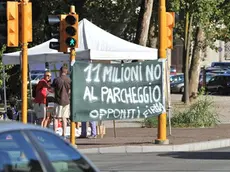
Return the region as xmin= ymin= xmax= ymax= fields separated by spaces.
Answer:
xmin=52 ymin=66 xmax=71 ymax=138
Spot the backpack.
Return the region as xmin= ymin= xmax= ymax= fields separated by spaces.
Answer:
xmin=6 ymin=106 xmax=18 ymax=120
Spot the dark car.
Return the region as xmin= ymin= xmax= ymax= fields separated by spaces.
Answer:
xmin=198 ymin=73 xmax=216 ymax=89
xmin=211 ymin=62 xmax=230 ymax=69
xmin=0 ymin=121 xmax=100 ymax=172
xmin=206 ymin=74 xmax=230 ymax=95
xmin=170 ymin=74 xmax=184 ymax=93
xmin=205 ymin=67 xmax=227 ymax=74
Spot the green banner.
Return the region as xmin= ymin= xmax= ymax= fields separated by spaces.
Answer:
xmin=71 ymin=60 xmax=165 ymax=122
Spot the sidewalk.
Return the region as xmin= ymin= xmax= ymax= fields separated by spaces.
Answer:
xmin=76 ymin=124 xmax=230 ymax=154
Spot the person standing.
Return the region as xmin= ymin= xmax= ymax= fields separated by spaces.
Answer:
xmin=79 ymin=121 xmax=97 ymax=139
xmin=44 ymin=79 xmax=55 ymax=128
xmin=34 ymin=71 xmax=52 ymax=127
xmin=52 ymin=66 xmax=71 ymax=139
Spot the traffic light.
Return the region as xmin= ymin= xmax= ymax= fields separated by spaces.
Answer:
xmin=18 ymin=2 xmax=32 ymax=43
xmin=64 ymin=14 xmax=78 ymax=48
xmin=166 ymin=12 xmax=175 ymax=49
xmin=7 ymin=1 xmax=19 ymax=47
xmin=27 ymin=2 xmax=32 ymax=42
xmin=48 ymin=14 xmax=68 ymax=52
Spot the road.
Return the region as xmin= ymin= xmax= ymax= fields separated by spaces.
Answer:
xmin=87 ymin=147 xmax=230 ymax=172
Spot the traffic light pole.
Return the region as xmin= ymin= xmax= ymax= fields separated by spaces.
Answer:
xmin=155 ymin=0 xmax=169 ymax=144
xmin=69 ymin=5 xmax=76 ymax=146
xmin=21 ymin=0 xmax=29 ymax=124
xmin=70 ymin=48 xmax=76 ymax=145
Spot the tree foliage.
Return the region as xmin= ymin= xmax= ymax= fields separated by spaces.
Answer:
xmin=167 ymin=0 xmax=228 ymax=103
xmin=31 ymin=0 xmax=141 ymax=44
xmin=168 ymin=0 xmax=227 ymax=46
xmin=0 ymin=45 xmax=14 ymax=88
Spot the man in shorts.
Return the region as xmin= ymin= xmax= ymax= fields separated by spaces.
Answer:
xmin=34 ymin=71 xmax=52 ymax=127
xmin=52 ymin=66 xmax=71 ymax=138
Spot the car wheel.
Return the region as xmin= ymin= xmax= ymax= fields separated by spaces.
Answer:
xmin=218 ymin=87 xmax=224 ymax=95
xmin=180 ymin=86 xmax=184 ymax=93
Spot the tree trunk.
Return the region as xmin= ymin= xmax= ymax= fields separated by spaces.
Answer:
xmin=184 ymin=13 xmax=193 ymax=104
xmin=148 ymin=21 xmax=158 ymax=48
xmin=135 ymin=0 xmax=154 ymax=46
xmin=148 ymin=0 xmax=157 ymax=48
xmin=189 ymin=27 xmax=204 ymax=100
xmin=182 ymin=12 xmax=190 ymax=104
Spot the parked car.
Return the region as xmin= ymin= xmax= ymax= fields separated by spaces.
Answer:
xmin=0 ymin=121 xmax=100 ymax=172
xmin=205 ymin=67 xmax=227 ymax=75
xmin=170 ymin=74 xmax=184 ymax=83
xmin=30 ymin=73 xmax=44 ymax=85
xmin=170 ymin=66 xmax=177 ymax=75
xmin=170 ymin=74 xmax=184 ymax=93
xmin=223 ymin=70 xmax=230 ymax=74
xmin=198 ymin=73 xmax=216 ymax=89
xmin=206 ymin=74 xmax=230 ymax=95
xmin=211 ymin=62 xmax=230 ymax=69
xmin=171 ymin=81 xmax=184 ymax=93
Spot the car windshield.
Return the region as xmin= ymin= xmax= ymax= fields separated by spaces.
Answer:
xmin=200 ymin=74 xmax=215 ymax=82
xmin=31 ymin=75 xmax=39 ymax=80
xmin=31 ymin=130 xmax=98 ymax=172
xmin=0 ymin=131 xmax=44 ymax=172
xmin=170 ymin=74 xmax=184 ymax=83
xmin=31 ymin=74 xmax=44 ymax=80
xmin=206 ymin=75 xmax=214 ymax=82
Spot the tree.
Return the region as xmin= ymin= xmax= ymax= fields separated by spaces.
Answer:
xmin=188 ymin=0 xmax=225 ymax=99
xmin=135 ymin=0 xmax=154 ymax=46
xmin=168 ymin=0 xmax=226 ymax=103
xmin=0 ymin=45 xmax=15 ymax=100
xmin=81 ymin=0 xmax=140 ymax=41
xmin=148 ymin=0 xmax=158 ymax=48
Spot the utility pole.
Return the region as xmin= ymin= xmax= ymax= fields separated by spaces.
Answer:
xmin=69 ymin=5 xmax=77 ymax=145
xmin=155 ymin=0 xmax=174 ymax=144
xmin=70 ymin=48 xmax=76 ymax=145
xmin=21 ymin=0 xmax=29 ymax=124
xmin=155 ymin=0 xmax=168 ymax=144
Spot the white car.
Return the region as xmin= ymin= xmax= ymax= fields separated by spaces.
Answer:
xmin=30 ymin=74 xmax=44 ymax=85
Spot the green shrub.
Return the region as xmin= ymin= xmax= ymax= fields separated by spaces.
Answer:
xmin=143 ymin=116 xmax=158 ymax=128
xmin=171 ymin=95 xmax=219 ymax=127
xmin=198 ymin=86 xmax=206 ymax=95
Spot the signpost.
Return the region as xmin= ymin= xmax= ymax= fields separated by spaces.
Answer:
xmin=71 ymin=60 xmax=165 ymax=122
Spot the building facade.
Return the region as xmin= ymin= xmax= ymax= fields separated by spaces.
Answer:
xmin=171 ymin=39 xmax=230 ymax=73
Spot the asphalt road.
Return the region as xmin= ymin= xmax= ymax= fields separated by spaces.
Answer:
xmin=87 ymin=147 xmax=230 ymax=172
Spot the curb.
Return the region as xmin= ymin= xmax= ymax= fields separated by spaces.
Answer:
xmin=78 ymin=138 xmax=230 ymax=154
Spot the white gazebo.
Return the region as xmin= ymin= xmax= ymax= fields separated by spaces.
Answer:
xmin=1 ymin=18 xmax=158 ymax=110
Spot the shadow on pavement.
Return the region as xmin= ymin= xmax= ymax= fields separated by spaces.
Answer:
xmin=158 ymin=152 xmax=230 ymax=160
